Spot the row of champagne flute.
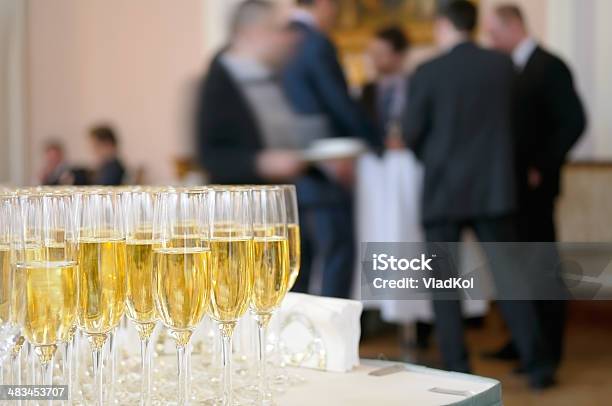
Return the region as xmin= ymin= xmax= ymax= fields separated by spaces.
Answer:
xmin=0 ymin=184 xmax=300 ymax=405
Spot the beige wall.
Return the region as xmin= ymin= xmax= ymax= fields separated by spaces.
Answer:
xmin=0 ymin=0 xmax=26 ymax=185
xmin=27 ymin=0 xmax=206 ymax=184
xmin=480 ymin=0 xmax=548 ymax=42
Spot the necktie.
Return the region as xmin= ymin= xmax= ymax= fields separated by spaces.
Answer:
xmin=378 ymin=84 xmax=395 ymax=130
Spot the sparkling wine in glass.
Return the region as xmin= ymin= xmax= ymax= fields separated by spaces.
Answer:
xmin=208 ymin=187 xmax=254 ymax=405
xmin=125 ymin=188 xmax=158 ymax=406
xmin=153 ymin=188 xmax=210 ymax=406
xmin=76 ymin=189 xmax=127 ymax=406
xmin=13 ymin=192 xmax=78 ymax=392
xmin=250 ymin=186 xmax=290 ymax=403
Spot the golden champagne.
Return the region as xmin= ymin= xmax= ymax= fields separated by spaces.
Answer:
xmin=169 ymin=235 xmax=205 ymax=249
xmin=126 ymin=240 xmax=157 ymax=324
xmin=14 ymin=261 xmax=77 ymax=346
xmin=77 ymin=239 xmax=127 ymax=335
xmin=24 ymin=244 xmax=42 ymax=262
xmin=209 ymin=238 xmax=254 ymax=323
xmin=0 ymin=245 xmax=10 ymax=323
xmin=251 ymin=237 xmax=289 ymax=314
xmin=7 ymin=245 xmax=44 ymax=323
xmin=153 ymin=247 xmax=209 ymax=331
xmin=287 ymin=224 xmax=301 ymax=290
xmin=43 ymin=242 xmax=70 ymax=262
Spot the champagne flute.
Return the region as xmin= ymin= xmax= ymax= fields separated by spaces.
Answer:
xmin=125 ymin=188 xmax=158 ymax=406
xmin=250 ymin=186 xmax=290 ymax=403
xmin=153 ymin=188 xmax=210 ymax=406
xmin=281 ymin=186 xmax=300 ymax=292
xmin=0 ymin=191 xmax=20 ymax=372
xmin=13 ymin=192 xmax=78 ymax=392
xmin=208 ymin=187 xmax=254 ymax=406
xmin=77 ymin=189 xmax=127 ymax=406
xmin=44 ymin=190 xmax=79 ymax=402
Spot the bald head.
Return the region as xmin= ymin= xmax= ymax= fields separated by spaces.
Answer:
xmin=486 ymin=3 xmax=529 ymax=54
xmin=228 ymin=0 xmax=295 ymax=68
xmin=230 ymin=0 xmax=275 ymax=39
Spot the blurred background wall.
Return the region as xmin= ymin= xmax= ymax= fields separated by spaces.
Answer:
xmin=0 ymin=0 xmax=610 ymax=185
xmin=0 ymin=0 xmax=26 ymax=185
xmin=27 ymin=0 xmax=206 ymax=184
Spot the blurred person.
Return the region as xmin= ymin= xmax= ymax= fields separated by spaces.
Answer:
xmin=89 ymin=124 xmax=125 ymax=185
xmin=485 ymin=4 xmax=586 ymax=367
xmin=284 ymin=0 xmax=378 ymax=146
xmin=402 ymin=0 xmax=556 ymax=389
xmin=360 ymin=26 xmax=435 ymax=349
xmin=281 ymin=0 xmax=377 ymax=298
xmin=196 ymin=0 xmax=305 ymax=186
xmin=39 ymin=140 xmax=70 ymax=185
xmin=361 ymin=26 xmax=410 ymax=149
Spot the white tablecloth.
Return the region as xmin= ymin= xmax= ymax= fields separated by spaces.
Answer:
xmin=276 ymin=359 xmax=502 ymax=406
xmin=354 ymin=151 xmax=492 ymax=322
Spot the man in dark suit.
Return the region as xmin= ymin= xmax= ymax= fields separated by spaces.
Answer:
xmin=485 ymin=3 xmax=587 ymax=367
xmin=89 ymin=125 xmax=126 ymax=186
xmin=284 ymin=0 xmax=377 ymax=146
xmin=361 ymin=26 xmax=410 ymax=147
xmin=403 ymin=0 xmax=555 ymax=389
xmin=281 ymin=0 xmax=378 ymax=298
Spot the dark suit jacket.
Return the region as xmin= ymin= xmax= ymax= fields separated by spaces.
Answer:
xmin=94 ymin=158 xmax=125 ymax=186
xmin=360 ymin=82 xmax=385 ymax=146
xmin=195 ymin=55 xmax=265 ymax=185
xmin=283 ymin=21 xmax=379 ymax=148
xmin=514 ymin=46 xmax=586 ymax=202
xmin=403 ymin=42 xmax=517 ymax=224
xmin=195 ymin=55 xmax=352 ymax=206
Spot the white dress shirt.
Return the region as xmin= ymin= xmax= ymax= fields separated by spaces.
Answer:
xmin=291 ymin=9 xmax=318 ymax=28
xmin=512 ymin=37 xmax=538 ymax=70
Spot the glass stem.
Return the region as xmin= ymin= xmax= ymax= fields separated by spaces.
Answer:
xmin=11 ymin=352 xmax=21 ymax=386
xmin=61 ymin=341 xmax=72 ymax=402
xmin=41 ymin=358 xmax=54 ymax=406
xmin=177 ymin=344 xmax=188 ymax=406
xmin=71 ymin=332 xmax=80 ymax=399
xmin=92 ymin=347 xmax=104 ymax=406
xmin=187 ymin=341 xmax=192 ymax=403
xmin=141 ymin=337 xmax=152 ymax=406
xmin=257 ymin=321 xmax=267 ymax=402
xmin=37 ymin=345 xmax=56 ymax=406
xmin=29 ymin=343 xmax=37 ymax=385
xmin=109 ymin=331 xmax=117 ymax=404
xmin=220 ymin=325 xmax=234 ymax=406
xmin=88 ymin=334 xmax=107 ymax=406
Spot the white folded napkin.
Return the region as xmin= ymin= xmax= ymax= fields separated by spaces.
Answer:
xmin=274 ymin=292 xmax=363 ymax=373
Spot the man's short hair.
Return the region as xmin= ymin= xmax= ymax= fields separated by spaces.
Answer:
xmin=494 ymin=4 xmax=525 ymax=25
xmin=90 ymin=125 xmax=118 ymax=147
xmin=296 ymin=0 xmax=337 ymax=6
xmin=375 ymin=26 xmax=410 ymax=53
xmin=438 ymin=0 xmax=478 ymax=33
xmin=230 ymin=0 xmax=274 ymax=37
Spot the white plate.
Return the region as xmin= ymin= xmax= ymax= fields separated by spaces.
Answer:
xmin=301 ymin=138 xmax=367 ymax=163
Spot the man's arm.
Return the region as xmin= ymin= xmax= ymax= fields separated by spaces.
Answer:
xmin=308 ymin=40 xmax=380 ymax=147
xmin=196 ymin=78 xmax=304 ymax=183
xmin=402 ymin=67 xmax=431 ymax=157
xmin=535 ymin=59 xmax=586 ymax=172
